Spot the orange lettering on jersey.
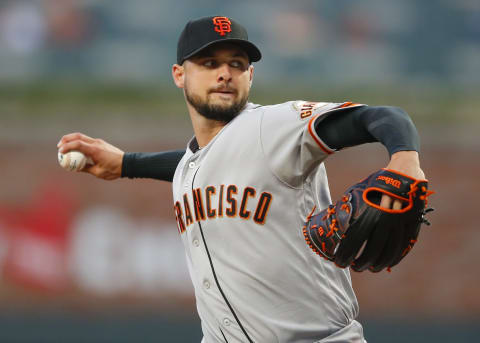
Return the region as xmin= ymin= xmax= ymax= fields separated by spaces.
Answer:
xmin=193 ymin=188 xmax=206 ymax=221
xmin=301 ymin=110 xmax=312 ymax=119
xmin=239 ymin=187 xmax=256 ymax=220
xmin=174 ymin=201 xmax=186 ymax=234
xmin=183 ymin=194 xmax=194 ymax=226
xmin=218 ymin=184 xmax=225 ymax=217
xmin=174 ymin=185 xmax=273 ymax=231
xmin=300 ymin=102 xmax=318 ymax=119
xmin=254 ymin=192 xmax=273 ymax=225
xmin=205 ymin=186 xmax=217 ymax=218
xmin=225 ymin=185 xmax=238 ymax=217
xmin=212 ymin=17 xmax=232 ymax=36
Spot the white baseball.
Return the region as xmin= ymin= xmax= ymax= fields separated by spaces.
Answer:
xmin=58 ymin=150 xmax=89 ymax=171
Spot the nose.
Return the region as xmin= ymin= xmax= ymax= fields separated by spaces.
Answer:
xmin=217 ymin=63 xmax=232 ymax=83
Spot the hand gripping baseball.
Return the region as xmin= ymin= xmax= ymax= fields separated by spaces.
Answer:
xmin=303 ymin=169 xmax=434 ymax=272
xmin=57 ymin=132 xmax=125 ymax=180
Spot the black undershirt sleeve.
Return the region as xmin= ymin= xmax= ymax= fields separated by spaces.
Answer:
xmin=121 ymin=106 xmax=419 ymax=182
xmin=121 ymin=150 xmax=185 ymax=182
xmin=314 ymin=106 xmax=420 ymax=156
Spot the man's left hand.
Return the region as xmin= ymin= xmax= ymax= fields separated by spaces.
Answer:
xmin=381 ymin=151 xmax=426 ymax=210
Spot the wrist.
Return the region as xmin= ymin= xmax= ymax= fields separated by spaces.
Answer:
xmin=387 ymin=150 xmax=424 ymax=180
xmin=390 ymin=150 xmax=419 ymax=163
xmin=120 ymin=152 xmax=131 ymax=178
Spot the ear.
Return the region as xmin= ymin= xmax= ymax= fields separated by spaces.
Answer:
xmin=248 ymin=65 xmax=254 ymax=88
xmin=172 ymin=64 xmax=185 ymax=88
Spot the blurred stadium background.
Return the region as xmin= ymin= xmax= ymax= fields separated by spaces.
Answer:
xmin=0 ymin=0 xmax=479 ymax=342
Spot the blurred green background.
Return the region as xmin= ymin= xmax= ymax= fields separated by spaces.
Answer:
xmin=1 ymin=0 xmax=479 ymax=342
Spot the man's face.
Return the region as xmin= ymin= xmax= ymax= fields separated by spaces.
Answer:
xmin=176 ymin=43 xmax=254 ymax=123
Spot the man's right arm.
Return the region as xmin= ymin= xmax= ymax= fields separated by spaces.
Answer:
xmin=122 ymin=151 xmax=185 ymax=182
xmin=57 ymin=132 xmax=185 ymax=182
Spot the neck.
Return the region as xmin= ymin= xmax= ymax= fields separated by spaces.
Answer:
xmin=187 ymin=103 xmax=228 ymax=149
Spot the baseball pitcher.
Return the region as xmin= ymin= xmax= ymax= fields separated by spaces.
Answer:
xmin=58 ymin=16 xmax=433 ymax=343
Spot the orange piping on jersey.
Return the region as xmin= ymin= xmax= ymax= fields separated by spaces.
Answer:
xmin=308 ymin=114 xmax=334 ymax=155
xmin=239 ymin=187 xmax=256 ymax=220
xmin=336 ymin=101 xmax=361 ymax=109
xmin=253 ymin=192 xmax=273 ymax=225
xmin=225 ymin=185 xmax=238 ymax=217
xmin=183 ymin=194 xmax=194 ymax=226
xmin=337 ymin=101 xmax=356 ymax=108
xmin=205 ymin=186 xmax=217 ymax=218
xmin=306 ymin=101 xmax=361 ymax=154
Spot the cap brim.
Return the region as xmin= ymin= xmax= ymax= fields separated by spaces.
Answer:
xmin=181 ymin=38 xmax=262 ymax=64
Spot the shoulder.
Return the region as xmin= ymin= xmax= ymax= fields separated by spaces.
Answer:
xmin=241 ymin=101 xmax=303 ymax=120
xmin=238 ymin=101 xmax=364 ymax=123
xmin=234 ymin=102 xmax=297 ymax=126
xmin=241 ymin=101 xmax=297 ymax=113
xmin=259 ymin=100 xmax=362 ymax=120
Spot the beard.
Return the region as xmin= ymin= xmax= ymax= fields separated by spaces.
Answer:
xmin=185 ymin=85 xmax=249 ymax=123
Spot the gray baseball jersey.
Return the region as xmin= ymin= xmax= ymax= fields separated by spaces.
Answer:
xmin=172 ymin=101 xmax=366 ymax=343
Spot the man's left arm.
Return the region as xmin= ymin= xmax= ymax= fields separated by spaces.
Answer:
xmin=315 ymin=105 xmax=425 ymax=209
xmin=302 ymin=106 xmax=433 ymax=271
xmin=315 ymin=106 xmax=419 ymax=158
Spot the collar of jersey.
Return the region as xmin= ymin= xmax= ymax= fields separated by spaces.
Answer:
xmin=187 ymin=102 xmax=260 ymax=154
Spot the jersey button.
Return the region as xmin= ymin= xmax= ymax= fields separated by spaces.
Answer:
xmin=223 ymin=318 xmax=231 ymax=326
xmin=188 ymin=162 xmax=196 ymax=169
xmin=193 ymin=239 xmax=200 ymax=247
xmin=203 ymin=280 xmax=210 ymax=289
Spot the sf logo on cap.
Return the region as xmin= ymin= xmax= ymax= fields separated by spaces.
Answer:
xmin=213 ymin=16 xmax=231 ymax=36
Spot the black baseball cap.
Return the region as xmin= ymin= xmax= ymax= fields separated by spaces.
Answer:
xmin=177 ymin=16 xmax=262 ymax=65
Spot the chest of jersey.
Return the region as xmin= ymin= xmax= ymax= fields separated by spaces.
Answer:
xmin=170 ymin=104 xmax=358 ymax=342
xmin=173 ymin=138 xmax=274 ymax=235
xmin=172 ymin=112 xmax=293 ymax=341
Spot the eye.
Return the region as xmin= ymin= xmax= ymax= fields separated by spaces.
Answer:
xmin=230 ymin=60 xmax=245 ymax=69
xmin=204 ymin=59 xmax=219 ymax=68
